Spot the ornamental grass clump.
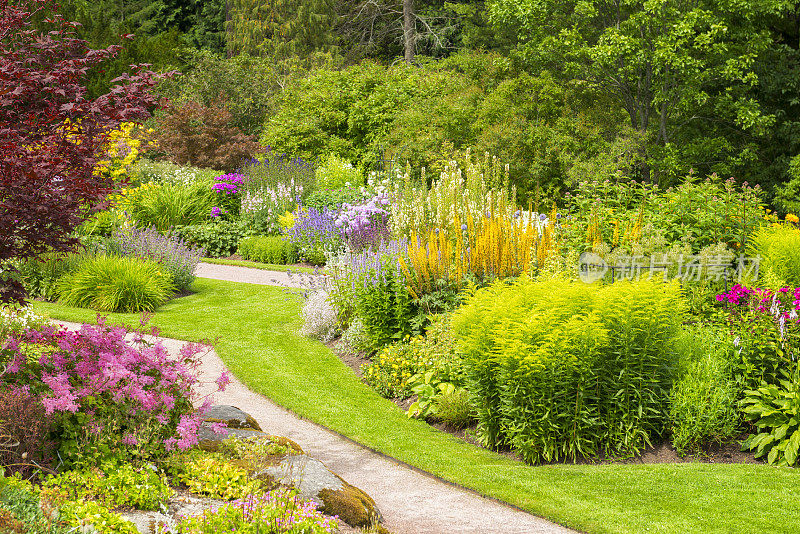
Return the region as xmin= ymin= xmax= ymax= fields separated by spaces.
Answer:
xmin=452 ymin=277 xmax=685 ymax=464
xmin=122 ymin=182 xmax=215 ymax=232
xmin=1 ymin=320 xmax=222 ymax=467
xmin=56 ymin=255 xmax=175 ymax=312
xmin=110 ymin=226 xmax=204 ymax=291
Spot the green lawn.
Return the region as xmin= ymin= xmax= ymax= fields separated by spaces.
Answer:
xmin=34 ymin=277 xmax=800 ymax=534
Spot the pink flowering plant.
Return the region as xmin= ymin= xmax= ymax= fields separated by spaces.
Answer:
xmin=163 ymin=488 xmax=338 ymax=533
xmin=0 ymin=317 xmax=226 ymax=467
xmin=210 ymin=173 xmax=246 ymax=219
xmin=715 ymin=284 xmax=800 ymax=389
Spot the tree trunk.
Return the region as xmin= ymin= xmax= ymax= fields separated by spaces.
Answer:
xmin=403 ymin=0 xmax=415 ymax=64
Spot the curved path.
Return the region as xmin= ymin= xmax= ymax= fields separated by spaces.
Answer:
xmin=60 ymin=264 xmax=577 ymax=534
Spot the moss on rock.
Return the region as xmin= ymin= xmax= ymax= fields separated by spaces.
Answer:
xmin=318 ymin=477 xmax=382 ymax=528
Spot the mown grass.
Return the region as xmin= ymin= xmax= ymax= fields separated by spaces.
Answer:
xmin=201 ymin=257 xmax=320 ymax=274
xmin=34 ymin=277 xmax=800 ymax=534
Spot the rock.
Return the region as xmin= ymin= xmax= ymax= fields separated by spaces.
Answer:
xmin=263 ymin=455 xmax=382 ymax=528
xmin=202 ymin=405 xmax=262 ymax=431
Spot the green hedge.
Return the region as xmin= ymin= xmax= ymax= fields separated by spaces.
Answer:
xmin=238 ymin=236 xmax=298 ymax=265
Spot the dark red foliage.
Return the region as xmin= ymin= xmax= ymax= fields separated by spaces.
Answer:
xmin=153 ymin=99 xmax=261 ymax=172
xmin=0 ymin=385 xmax=56 ymax=479
xmin=0 ymin=0 xmax=163 ymax=303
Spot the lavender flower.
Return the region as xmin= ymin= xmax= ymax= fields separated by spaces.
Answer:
xmin=110 ymin=226 xmax=205 ymax=291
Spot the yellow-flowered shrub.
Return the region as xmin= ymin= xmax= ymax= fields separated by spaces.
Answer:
xmin=96 ymin=122 xmax=150 ymax=180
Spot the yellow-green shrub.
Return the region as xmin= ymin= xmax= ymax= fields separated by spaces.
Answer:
xmin=746 ymin=223 xmax=800 ymax=288
xmin=452 ymin=277 xmax=685 ymax=463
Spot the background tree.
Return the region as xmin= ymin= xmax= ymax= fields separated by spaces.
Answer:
xmin=0 ymin=0 xmax=161 ymax=303
xmin=488 ymin=0 xmax=787 ymax=185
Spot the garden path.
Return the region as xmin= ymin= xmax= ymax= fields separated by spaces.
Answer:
xmin=57 ymin=264 xmax=576 ymax=534
xmin=195 ymin=262 xmax=325 ymax=288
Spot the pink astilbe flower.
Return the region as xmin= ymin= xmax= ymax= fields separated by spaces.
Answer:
xmin=3 ymin=318 xmax=226 ymax=464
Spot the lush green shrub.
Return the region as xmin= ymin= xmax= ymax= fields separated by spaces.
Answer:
xmin=238 ymin=236 xmax=298 ymax=264
xmin=58 ymin=500 xmax=138 ymax=534
xmin=452 ymin=277 xmax=685 ymax=464
xmin=315 ymin=154 xmax=362 ymax=190
xmin=747 ymin=223 xmax=800 ymax=288
xmin=126 ymin=181 xmax=215 ymax=232
xmin=669 ymin=327 xmax=740 ymax=455
xmin=362 ymin=342 xmax=430 ymax=399
xmin=362 ymin=316 xmax=465 ymax=399
xmin=741 ymin=367 xmax=800 ymax=466
xmin=16 ymin=251 xmax=92 ymax=301
xmin=174 ymin=219 xmax=258 ymax=257
xmin=0 ymin=476 xmax=70 ymax=534
xmin=57 ymin=255 xmax=175 ymax=312
xmin=304 ymin=186 xmax=364 ymax=212
xmin=170 ymin=451 xmax=262 ymax=500
xmin=43 ymin=463 xmax=172 ymax=511
xmin=132 ymin=158 xmax=220 ymax=186
xmin=75 ymin=210 xmax=116 ymax=237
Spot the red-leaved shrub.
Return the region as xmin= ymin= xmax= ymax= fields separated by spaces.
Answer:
xmin=153 ymin=99 xmax=261 ymax=172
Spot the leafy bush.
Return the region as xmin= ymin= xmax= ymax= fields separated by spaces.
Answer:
xmin=362 ymin=343 xmax=429 ymax=399
xmin=43 ymin=463 xmax=172 ymax=511
xmin=434 ymin=388 xmax=476 ymax=429
xmin=3 ymin=320 xmax=213 ymax=466
xmin=172 ymin=452 xmax=262 ymax=500
xmin=304 ymin=186 xmax=364 ymax=212
xmin=238 ymin=236 xmax=298 ymax=265
xmin=452 ymin=277 xmax=685 ymax=464
xmin=132 ymin=158 xmax=221 ymax=186
xmin=174 ymin=220 xmax=257 ymax=257
xmin=362 ymin=315 xmax=465 ymax=400
xmin=315 ymin=154 xmax=362 ymax=190
xmin=669 ymin=327 xmax=740 ymax=455
xmin=125 ymin=181 xmax=215 ymax=232
xmin=108 ymin=226 xmax=203 ymax=292
xmin=153 ymin=99 xmax=260 ymax=171
xmin=167 ymin=489 xmax=338 ymax=533
xmin=58 ymin=500 xmax=138 ymax=534
xmin=0 ymin=476 xmax=70 ymax=534
xmin=741 ymin=368 xmax=800 ymax=466
xmin=75 ymin=210 xmax=116 ymax=237
xmin=16 ymin=251 xmax=93 ymax=301
xmin=747 ymin=223 xmax=800 ymax=289
xmin=57 ymin=255 xmax=175 ymax=312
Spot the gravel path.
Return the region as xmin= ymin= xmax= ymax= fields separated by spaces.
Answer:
xmin=195 ymin=262 xmax=326 ymax=288
xmin=54 ymin=263 xmax=577 ymax=533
